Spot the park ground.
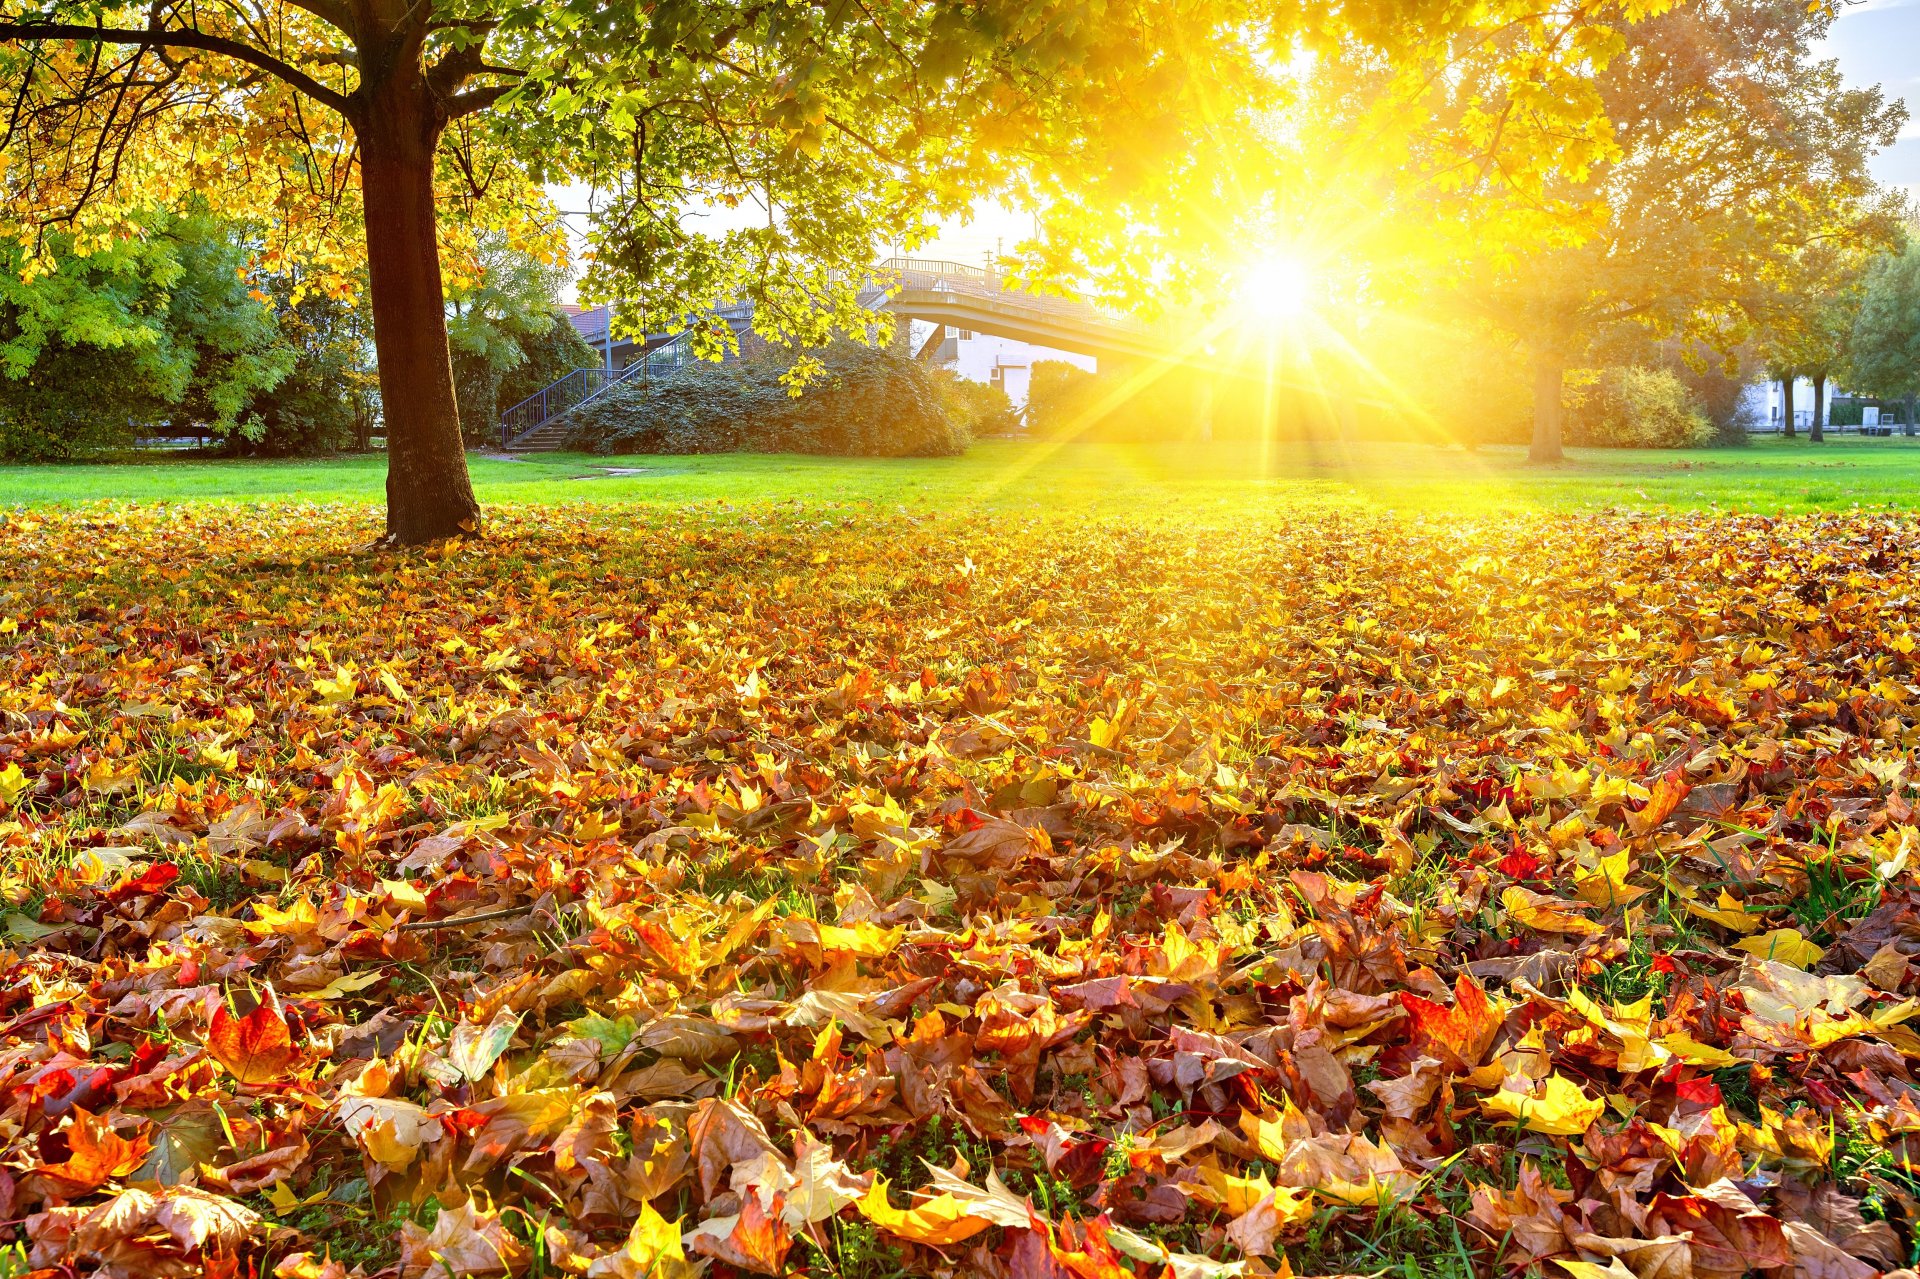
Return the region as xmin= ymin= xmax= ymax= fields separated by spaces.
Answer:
xmin=2 ymin=434 xmax=1918 ymax=518
xmin=1 ymin=436 xmax=1918 ymax=1276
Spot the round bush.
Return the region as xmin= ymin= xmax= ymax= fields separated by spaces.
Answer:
xmin=561 ymin=341 xmax=971 ymax=457
xmin=1573 ymin=366 xmax=1714 ymax=448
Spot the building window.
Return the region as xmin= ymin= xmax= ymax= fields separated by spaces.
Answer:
xmin=955 ymin=329 xmax=973 ymax=340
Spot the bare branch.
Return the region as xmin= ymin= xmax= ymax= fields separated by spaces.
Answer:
xmin=0 ymin=20 xmax=354 ymax=115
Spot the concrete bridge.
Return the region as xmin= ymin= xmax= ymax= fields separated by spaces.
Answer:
xmin=498 ymin=258 xmax=1158 ymax=450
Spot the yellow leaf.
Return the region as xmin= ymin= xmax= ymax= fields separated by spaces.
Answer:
xmin=856 ymin=1177 xmax=994 ymax=1246
xmin=304 ymin=970 xmax=385 ymax=1001
xmin=1684 ymin=890 xmax=1764 ymax=934
xmin=1483 ymin=1073 xmax=1605 ymax=1136
xmin=1656 ymin=1031 xmax=1742 ymax=1069
xmin=1501 ymin=886 xmax=1602 ymax=936
xmin=1734 ymin=928 xmax=1824 ymax=969
xmin=313 ymin=664 xmax=358 ymax=705
xmin=1571 ymin=849 xmax=1647 ymax=908
xmin=1556 ymin=1260 xmax=1637 ymax=1279
xmin=0 ymin=763 xmax=27 ymax=809
xmin=593 ymin=1200 xmax=699 ymax=1279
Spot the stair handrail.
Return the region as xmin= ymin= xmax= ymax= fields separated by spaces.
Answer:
xmin=499 ymin=324 xmax=705 ymax=449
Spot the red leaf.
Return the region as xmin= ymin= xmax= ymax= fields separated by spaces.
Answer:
xmin=207 ymin=994 xmax=295 ymax=1085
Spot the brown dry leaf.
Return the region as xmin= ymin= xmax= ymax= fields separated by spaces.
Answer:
xmin=399 ymin=1196 xmax=529 ymax=1278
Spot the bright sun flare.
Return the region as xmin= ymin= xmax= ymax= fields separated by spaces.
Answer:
xmin=1236 ymin=252 xmax=1317 ymax=324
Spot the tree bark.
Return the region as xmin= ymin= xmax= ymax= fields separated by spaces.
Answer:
xmin=1810 ymin=373 xmax=1826 ymax=444
xmin=1529 ymin=350 xmax=1565 ymax=464
xmin=1904 ymin=394 xmax=1915 ymax=436
xmin=1781 ymin=376 xmax=1796 ymax=438
xmin=357 ymin=71 xmax=480 ymax=544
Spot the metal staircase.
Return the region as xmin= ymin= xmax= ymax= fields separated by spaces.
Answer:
xmin=497 ymin=325 xmax=706 ymax=451
xmin=496 ymin=258 xmax=1145 ymax=451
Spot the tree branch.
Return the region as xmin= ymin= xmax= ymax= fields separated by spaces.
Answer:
xmin=443 ymin=81 xmax=513 ymax=119
xmin=0 ymin=20 xmax=354 ymax=115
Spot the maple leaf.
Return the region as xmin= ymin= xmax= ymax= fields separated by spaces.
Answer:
xmin=206 ymin=992 xmax=297 ymax=1085
xmin=585 ymin=1201 xmax=699 ymax=1279
xmin=857 ymin=1176 xmax=998 ymax=1246
xmin=1483 ymin=1073 xmax=1606 ymax=1136
xmin=1399 ymin=973 xmax=1505 ymax=1070
xmin=399 ymin=1196 xmax=529 ymax=1278
xmin=28 ymin=1107 xmax=152 ymax=1197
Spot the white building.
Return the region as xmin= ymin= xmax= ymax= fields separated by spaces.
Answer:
xmin=1752 ymin=376 xmax=1878 ymax=432
xmin=908 ymin=320 xmax=1095 ymax=407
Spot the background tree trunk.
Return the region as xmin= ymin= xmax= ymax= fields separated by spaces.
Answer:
xmin=1781 ymin=376 xmax=1796 ymax=438
xmin=1810 ymin=373 xmax=1826 ymax=443
xmin=357 ymin=74 xmax=480 ymax=544
xmin=1529 ymin=351 xmax=1565 ymax=464
xmin=1904 ymin=393 xmax=1915 ymax=436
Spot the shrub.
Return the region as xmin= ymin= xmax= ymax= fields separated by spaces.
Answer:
xmin=231 ymin=291 xmax=377 ymax=456
xmin=931 ymin=369 xmax=1018 ymax=435
xmin=500 ymin=315 xmax=598 ymax=414
xmin=1571 ymin=366 xmax=1714 ymax=448
xmin=561 ymin=341 xmax=971 ymax=457
xmin=1025 ymin=361 xmax=1102 ymax=435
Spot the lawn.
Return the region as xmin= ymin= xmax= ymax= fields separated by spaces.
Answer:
xmin=0 ymin=450 xmax=1915 ymax=1277
xmin=2 ymin=433 xmax=1918 ymax=518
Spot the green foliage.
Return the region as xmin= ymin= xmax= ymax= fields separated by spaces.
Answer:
xmin=1025 ymin=361 xmax=1100 ymax=436
xmin=0 ymin=209 xmax=293 ymax=460
xmin=930 ymin=369 xmax=1018 ymax=437
xmin=499 ymin=315 xmax=598 ymax=417
xmin=1571 ymin=367 xmax=1714 ymax=449
xmin=448 ymin=238 xmax=577 ymax=443
xmin=1022 ymin=360 xmax=1218 ymax=441
xmin=1848 ymin=238 xmax=1920 ymax=406
xmin=236 ymin=286 xmax=377 ymax=456
xmin=562 ymin=342 xmax=971 ymax=458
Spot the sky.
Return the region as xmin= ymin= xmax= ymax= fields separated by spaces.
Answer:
xmin=557 ymin=4 xmax=1918 ymax=302
xmin=1818 ymin=0 xmax=1920 ymax=195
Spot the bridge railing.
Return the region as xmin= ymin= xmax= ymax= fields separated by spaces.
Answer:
xmin=872 ymin=257 xmax=1149 ymax=334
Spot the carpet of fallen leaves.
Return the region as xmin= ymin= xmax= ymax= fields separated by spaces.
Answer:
xmin=6 ymin=502 xmax=1920 ymax=1279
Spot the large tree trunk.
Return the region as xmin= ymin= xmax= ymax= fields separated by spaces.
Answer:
xmin=1529 ymin=351 xmax=1565 ymax=464
xmin=358 ymin=74 xmax=480 ymax=544
xmin=1810 ymin=374 xmax=1826 ymax=444
xmin=1781 ymin=376 xmax=1796 ymax=438
xmin=1904 ymin=394 xmax=1914 ymax=436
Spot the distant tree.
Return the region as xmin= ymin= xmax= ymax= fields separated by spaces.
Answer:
xmin=447 ymin=236 xmax=576 ymax=444
xmin=241 ymin=278 xmax=379 ymax=455
xmin=1025 ymin=362 xmax=1100 ymax=435
xmin=1441 ymin=0 xmax=1901 ymax=463
xmin=0 ymin=209 xmax=293 ymax=460
xmin=498 ymin=317 xmax=597 ymax=429
xmin=1847 ymin=237 xmax=1920 ymax=434
xmin=1758 ymin=243 xmax=1873 ymax=444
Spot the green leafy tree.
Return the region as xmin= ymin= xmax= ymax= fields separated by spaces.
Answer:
xmin=448 ymin=234 xmax=575 ymax=444
xmin=0 ymin=209 xmax=293 ymax=460
xmin=1846 ymin=236 xmax=1920 ymax=434
xmin=241 ymin=278 xmax=379 ymax=455
xmin=1758 ymin=242 xmax=1874 ymax=444
xmin=1437 ymin=0 xmax=1901 ymax=463
xmin=499 ymin=314 xmax=596 ymax=425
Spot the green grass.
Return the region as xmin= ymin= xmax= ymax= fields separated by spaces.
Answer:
xmin=3 ymin=435 xmax=1919 ymax=519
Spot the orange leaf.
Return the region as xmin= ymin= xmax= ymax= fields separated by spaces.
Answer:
xmin=207 ymin=992 xmax=296 ymax=1085
xmin=31 ymin=1107 xmax=151 ymax=1195
xmin=1398 ymin=973 xmax=1503 ymax=1071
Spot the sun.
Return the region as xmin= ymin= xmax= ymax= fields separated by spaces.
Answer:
xmin=1235 ymin=252 xmax=1318 ymax=326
